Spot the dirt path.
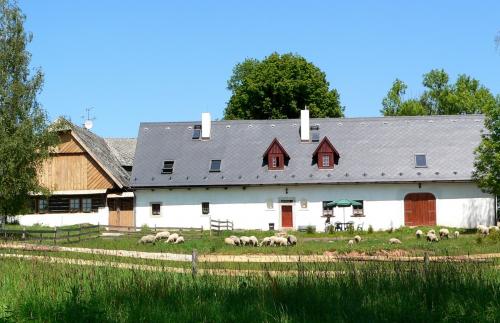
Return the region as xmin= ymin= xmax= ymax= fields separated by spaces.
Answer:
xmin=1 ymin=242 xmax=499 ymax=263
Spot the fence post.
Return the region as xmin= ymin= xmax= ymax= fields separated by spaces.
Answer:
xmin=54 ymin=227 xmax=57 ymax=245
xmin=424 ymin=252 xmax=429 ymax=269
xmin=22 ymin=227 xmax=26 ymax=241
xmin=79 ymin=224 xmax=82 ymax=242
xmin=191 ymin=249 xmax=198 ymax=277
xmin=67 ymin=229 xmax=70 ymax=243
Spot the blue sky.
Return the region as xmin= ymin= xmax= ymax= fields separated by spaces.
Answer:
xmin=20 ymin=1 xmax=500 ymax=138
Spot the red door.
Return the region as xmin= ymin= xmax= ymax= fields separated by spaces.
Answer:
xmin=404 ymin=193 xmax=436 ymax=226
xmin=281 ymin=205 xmax=293 ymax=228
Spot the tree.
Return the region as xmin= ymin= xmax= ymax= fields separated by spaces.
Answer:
xmin=224 ymin=53 xmax=344 ymax=120
xmin=0 ymin=0 xmax=57 ymax=221
xmin=473 ymin=96 xmax=500 ymax=199
xmin=381 ymin=69 xmax=497 ymax=116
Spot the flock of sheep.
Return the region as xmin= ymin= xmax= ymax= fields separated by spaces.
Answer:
xmin=224 ymin=233 xmax=298 ymax=247
xmin=138 ymin=231 xmax=184 ymax=245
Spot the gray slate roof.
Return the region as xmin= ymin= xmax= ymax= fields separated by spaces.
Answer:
xmin=105 ymin=138 xmax=137 ymax=167
xmin=130 ymin=115 xmax=486 ymax=188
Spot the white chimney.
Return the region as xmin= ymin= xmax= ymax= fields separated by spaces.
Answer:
xmin=201 ymin=112 xmax=211 ymax=139
xmin=300 ymin=109 xmax=310 ymax=142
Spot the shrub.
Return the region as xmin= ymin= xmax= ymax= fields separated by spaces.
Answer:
xmin=306 ymin=225 xmax=316 ymax=234
xmin=367 ymin=225 xmax=374 ymax=234
xmin=485 ymin=230 xmax=500 ymax=243
xmin=140 ymin=224 xmax=150 ymax=234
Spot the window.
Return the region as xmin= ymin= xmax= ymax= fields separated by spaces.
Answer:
xmin=264 ymin=139 xmax=289 ymax=170
xmin=272 ymin=157 xmax=278 ymax=168
xmin=151 ymin=203 xmax=161 ymax=216
xmin=192 ymin=125 xmax=201 ymax=139
xmin=82 ymin=198 xmax=92 ymax=213
xmin=70 ymin=198 xmax=80 ymax=212
xmin=322 ymin=201 xmax=333 ymax=217
xmin=209 ymin=160 xmax=221 ymax=172
xmin=38 ymin=199 xmax=48 ymax=214
xmin=415 ymin=154 xmax=427 ymax=168
xmin=162 ymin=160 xmax=174 ymax=174
xmin=311 ymin=131 xmax=320 ymax=142
xmin=353 ymin=200 xmax=364 ymax=216
xmin=300 ymin=199 xmax=308 ymax=209
xmin=266 ymin=199 xmax=274 ymax=209
xmin=322 ymin=155 xmax=330 ymax=167
xmin=202 ymin=202 xmax=210 ymax=214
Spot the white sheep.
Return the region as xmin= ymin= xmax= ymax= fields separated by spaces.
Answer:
xmin=477 ymin=225 xmax=489 ymax=236
xmin=273 ymin=237 xmax=288 ymax=246
xmin=175 ymin=236 xmax=184 ymax=244
xmin=248 ymin=236 xmax=259 ymax=246
xmin=427 ymin=229 xmax=435 ymax=235
xmin=229 ymin=235 xmax=241 ymax=246
xmin=415 ymin=230 xmax=423 ymax=239
xmin=453 ymin=231 xmax=460 ymax=238
xmin=353 ymin=235 xmax=362 ymax=243
xmin=138 ymin=235 xmax=156 ymax=244
xmin=239 ymin=236 xmax=250 ymax=246
xmin=348 ymin=239 xmax=355 ymax=245
xmin=439 ymin=228 xmax=450 ymax=239
xmin=426 ymin=233 xmax=439 ymax=242
xmin=389 ymin=238 xmax=402 ymax=244
xmin=166 ymin=233 xmax=179 ymax=243
xmin=489 ymin=226 xmax=499 ymax=232
xmin=224 ymin=237 xmax=236 ymax=245
xmin=287 ymin=235 xmax=297 ymax=246
xmin=154 ymin=231 xmax=170 ymax=241
xmin=260 ymin=237 xmax=271 ymax=247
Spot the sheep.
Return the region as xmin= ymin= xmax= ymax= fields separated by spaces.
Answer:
xmin=166 ymin=233 xmax=179 ymax=244
xmin=229 ymin=235 xmax=241 ymax=246
xmin=287 ymin=235 xmax=297 ymax=246
xmin=224 ymin=237 xmax=236 ymax=245
xmin=389 ymin=238 xmax=402 ymax=244
xmin=175 ymin=236 xmax=184 ymax=244
xmin=353 ymin=235 xmax=362 ymax=243
xmin=260 ymin=237 xmax=271 ymax=247
xmin=348 ymin=239 xmax=355 ymax=246
xmin=453 ymin=231 xmax=460 ymax=239
xmin=477 ymin=225 xmax=489 ymax=236
xmin=154 ymin=231 xmax=170 ymax=241
xmin=138 ymin=235 xmax=156 ymax=244
xmin=273 ymin=237 xmax=288 ymax=246
xmin=439 ymin=228 xmax=450 ymax=239
xmin=415 ymin=230 xmax=423 ymax=239
xmin=276 ymin=231 xmax=287 ymax=238
xmin=248 ymin=236 xmax=259 ymax=246
xmin=239 ymin=236 xmax=250 ymax=246
xmin=489 ymin=226 xmax=499 ymax=232
xmin=427 ymin=229 xmax=435 ymax=235
xmin=426 ymin=233 xmax=439 ymax=242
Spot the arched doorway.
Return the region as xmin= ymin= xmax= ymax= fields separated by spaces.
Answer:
xmin=404 ymin=193 xmax=436 ymax=226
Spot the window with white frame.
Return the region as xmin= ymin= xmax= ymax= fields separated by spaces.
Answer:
xmin=151 ymin=203 xmax=161 ymax=216
xmin=322 ymin=155 xmax=330 ymax=167
xmin=353 ymin=200 xmax=364 ymax=216
xmin=322 ymin=201 xmax=333 ymax=217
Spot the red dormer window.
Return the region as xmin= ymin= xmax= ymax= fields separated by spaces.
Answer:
xmin=313 ymin=137 xmax=339 ymax=169
xmin=263 ymin=138 xmax=289 ymax=170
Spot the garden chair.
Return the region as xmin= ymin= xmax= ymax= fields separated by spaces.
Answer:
xmin=356 ymin=222 xmax=364 ymax=231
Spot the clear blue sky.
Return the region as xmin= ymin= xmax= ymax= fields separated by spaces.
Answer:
xmin=20 ymin=1 xmax=500 ymax=138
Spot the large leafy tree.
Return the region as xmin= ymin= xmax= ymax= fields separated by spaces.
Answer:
xmin=473 ymin=96 xmax=500 ymax=202
xmin=224 ymin=53 xmax=344 ymax=119
xmin=381 ymin=69 xmax=497 ymax=116
xmin=0 ymin=0 xmax=57 ymax=221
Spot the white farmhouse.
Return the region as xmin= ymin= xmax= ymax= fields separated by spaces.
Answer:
xmin=131 ymin=110 xmax=496 ymax=231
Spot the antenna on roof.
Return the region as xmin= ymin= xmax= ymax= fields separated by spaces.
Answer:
xmin=81 ymin=107 xmax=96 ymax=130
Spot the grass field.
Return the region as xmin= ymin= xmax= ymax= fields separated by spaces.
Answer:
xmin=0 ymin=258 xmax=498 ymax=322
xmin=59 ymin=226 xmax=500 ymax=256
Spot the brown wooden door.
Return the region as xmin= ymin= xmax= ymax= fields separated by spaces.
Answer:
xmin=108 ymin=198 xmax=134 ymax=229
xmin=404 ymin=193 xmax=436 ymax=226
xmin=281 ymin=205 xmax=293 ymax=228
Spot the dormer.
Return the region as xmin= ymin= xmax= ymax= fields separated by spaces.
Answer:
xmin=313 ymin=137 xmax=339 ymax=169
xmin=263 ymin=138 xmax=289 ymax=170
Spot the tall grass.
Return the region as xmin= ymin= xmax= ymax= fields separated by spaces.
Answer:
xmin=0 ymin=259 xmax=498 ymax=322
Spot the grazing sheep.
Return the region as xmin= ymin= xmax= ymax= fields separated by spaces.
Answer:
xmin=166 ymin=233 xmax=179 ymax=244
xmin=453 ymin=231 xmax=460 ymax=239
xmin=426 ymin=233 xmax=439 ymax=242
xmin=489 ymin=226 xmax=499 ymax=232
xmin=354 ymin=235 xmax=362 ymax=243
xmin=260 ymin=237 xmax=271 ymax=247
xmin=287 ymin=235 xmax=297 ymax=246
xmin=439 ymin=228 xmax=450 ymax=239
xmin=427 ymin=229 xmax=435 ymax=235
xmin=389 ymin=238 xmax=402 ymax=244
xmin=348 ymin=239 xmax=355 ymax=246
xmin=477 ymin=225 xmax=489 ymax=236
xmin=415 ymin=230 xmax=423 ymax=239
xmin=175 ymin=236 xmax=184 ymax=244
xmin=224 ymin=237 xmax=236 ymax=246
xmin=229 ymin=235 xmax=241 ymax=246
xmin=138 ymin=235 xmax=156 ymax=244
xmin=154 ymin=231 xmax=170 ymax=241
xmin=240 ymin=236 xmax=250 ymax=246
xmin=248 ymin=236 xmax=259 ymax=246
xmin=273 ymin=237 xmax=288 ymax=246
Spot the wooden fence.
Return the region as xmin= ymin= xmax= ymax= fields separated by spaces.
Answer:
xmin=0 ymin=224 xmax=100 ymax=244
xmin=102 ymin=224 xmax=204 ymax=239
xmin=210 ymin=219 xmax=233 ymax=235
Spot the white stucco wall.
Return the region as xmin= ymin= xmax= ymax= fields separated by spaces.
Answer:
xmin=134 ymin=182 xmax=495 ymax=231
xmin=18 ymin=207 xmax=109 ymax=227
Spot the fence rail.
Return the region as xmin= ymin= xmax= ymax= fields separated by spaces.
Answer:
xmin=0 ymin=224 xmax=100 ymax=244
xmin=210 ymin=219 xmax=233 ymax=235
